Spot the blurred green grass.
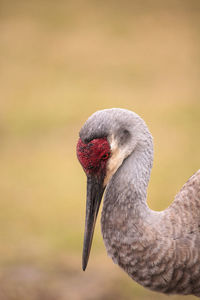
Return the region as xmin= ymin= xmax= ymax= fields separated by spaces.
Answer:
xmin=0 ymin=0 xmax=200 ymax=299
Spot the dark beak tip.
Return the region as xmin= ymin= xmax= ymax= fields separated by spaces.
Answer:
xmin=82 ymin=258 xmax=88 ymax=271
xmin=82 ymin=265 xmax=86 ymax=271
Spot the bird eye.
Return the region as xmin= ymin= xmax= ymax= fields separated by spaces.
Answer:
xmin=101 ymin=152 xmax=110 ymax=160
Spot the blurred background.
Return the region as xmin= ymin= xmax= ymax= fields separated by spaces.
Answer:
xmin=0 ymin=0 xmax=200 ymax=299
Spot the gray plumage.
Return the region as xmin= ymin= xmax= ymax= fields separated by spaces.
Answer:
xmin=79 ymin=108 xmax=200 ymax=296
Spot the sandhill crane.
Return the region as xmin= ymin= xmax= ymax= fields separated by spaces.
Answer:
xmin=76 ymin=108 xmax=200 ymax=296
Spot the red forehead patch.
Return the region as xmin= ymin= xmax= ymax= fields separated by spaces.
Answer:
xmin=76 ymin=138 xmax=110 ymax=174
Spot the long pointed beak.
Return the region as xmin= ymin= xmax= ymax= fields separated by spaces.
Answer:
xmin=82 ymin=174 xmax=105 ymax=271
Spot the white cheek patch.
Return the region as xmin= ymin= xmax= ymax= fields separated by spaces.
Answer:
xmin=103 ymin=136 xmax=126 ymax=187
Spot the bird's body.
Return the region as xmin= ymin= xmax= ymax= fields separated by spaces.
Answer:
xmin=102 ymin=159 xmax=200 ymax=295
xmin=77 ymin=108 xmax=200 ymax=296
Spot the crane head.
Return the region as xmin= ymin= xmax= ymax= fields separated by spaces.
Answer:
xmin=76 ymin=108 xmax=153 ymax=271
xmin=77 ymin=137 xmax=111 ymax=271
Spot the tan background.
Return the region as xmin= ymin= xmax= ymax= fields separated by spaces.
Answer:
xmin=0 ymin=0 xmax=200 ymax=299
